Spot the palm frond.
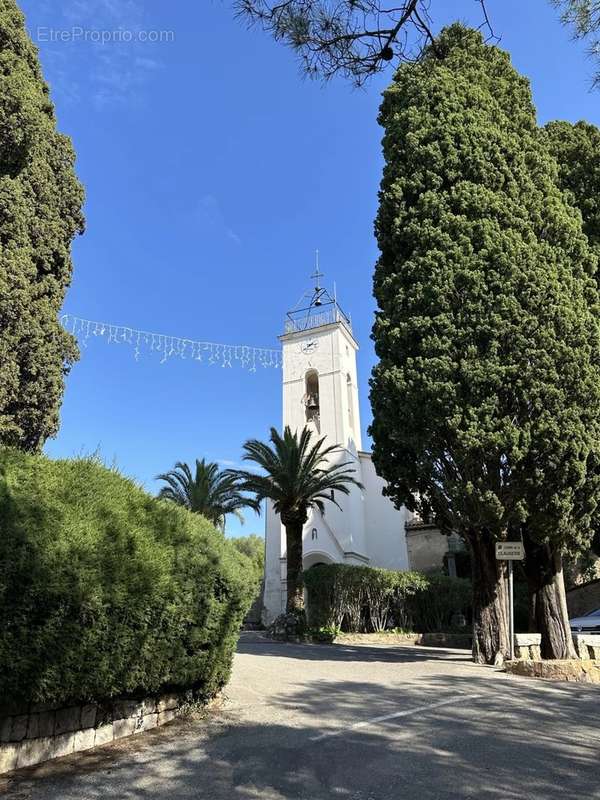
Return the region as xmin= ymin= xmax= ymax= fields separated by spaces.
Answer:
xmin=157 ymin=458 xmax=257 ymax=526
xmin=233 ymin=424 xmax=362 ymax=519
xmin=157 ymin=485 xmax=188 ymax=506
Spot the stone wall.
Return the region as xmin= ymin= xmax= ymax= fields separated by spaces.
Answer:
xmin=567 ymin=578 xmax=600 ymax=618
xmin=505 ymin=659 xmax=600 ymax=682
xmin=333 ymin=631 xmax=473 ymax=649
xmin=573 ymin=634 xmax=600 ymax=660
xmin=507 ymin=633 xmax=600 ymax=682
xmin=514 ymin=633 xmax=542 ymax=661
xmin=405 ymin=523 xmax=449 ymax=573
xmin=0 ymin=691 xmax=187 ymax=775
xmin=513 ymin=633 xmax=600 ymax=661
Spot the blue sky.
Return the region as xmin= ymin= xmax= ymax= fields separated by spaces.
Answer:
xmin=22 ymin=0 xmax=600 ymax=536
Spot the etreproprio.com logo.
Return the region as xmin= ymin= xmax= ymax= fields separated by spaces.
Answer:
xmin=31 ymin=26 xmax=175 ymax=44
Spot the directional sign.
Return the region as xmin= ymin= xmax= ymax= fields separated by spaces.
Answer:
xmin=495 ymin=541 xmax=524 ymax=661
xmin=495 ymin=542 xmax=525 ymax=561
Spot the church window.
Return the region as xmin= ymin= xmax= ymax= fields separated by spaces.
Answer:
xmin=347 ymin=374 xmax=354 ymax=432
xmin=304 ymin=370 xmax=320 ymax=430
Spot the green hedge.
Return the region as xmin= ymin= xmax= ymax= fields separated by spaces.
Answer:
xmin=0 ymin=449 xmax=259 ymax=709
xmin=405 ymin=574 xmax=472 ymax=632
xmin=230 ymin=534 xmax=265 ymax=578
xmin=304 ymin=564 xmax=471 ymax=633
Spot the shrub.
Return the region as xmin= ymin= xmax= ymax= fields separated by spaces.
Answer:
xmin=304 ymin=564 xmax=473 ymax=634
xmin=310 ymin=625 xmax=341 ymax=642
xmin=405 ymin=574 xmax=472 ymax=632
xmin=442 ymin=550 xmax=472 ymax=579
xmin=230 ymin=534 xmax=265 ymax=579
xmin=304 ymin=564 xmax=428 ymax=633
xmin=0 ymin=449 xmax=259 ymax=709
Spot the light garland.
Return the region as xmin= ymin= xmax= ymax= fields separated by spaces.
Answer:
xmin=60 ymin=314 xmax=283 ymax=371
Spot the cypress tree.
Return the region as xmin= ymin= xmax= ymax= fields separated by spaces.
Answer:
xmin=524 ymin=118 xmax=600 ymax=654
xmin=0 ymin=0 xmax=84 ymax=451
xmin=370 ymin=25 xmax=600 ymax=663
xmin=544 ymin=120 xmax=600 ymax=253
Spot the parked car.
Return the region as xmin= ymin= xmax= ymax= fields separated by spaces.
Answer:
xmin=569 ymin=608 xmax=600 ymax=633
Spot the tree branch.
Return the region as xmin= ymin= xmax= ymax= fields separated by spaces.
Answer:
xmin=235 ymin=0 xmax=495 ymax=85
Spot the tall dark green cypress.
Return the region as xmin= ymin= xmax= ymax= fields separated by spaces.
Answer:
xmin=370 ymin=25 xmax=600 ymax=663
xmin=535 ymin=118 xmax=600 ymax=640
xmin=0 ymin=0 xmax=84 ymax=451
xmin=544 ymin=120 xmax=600 ymax=253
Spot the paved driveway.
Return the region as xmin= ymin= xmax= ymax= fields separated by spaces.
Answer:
xmin=2 ymin=633 xmax=599 ymax=799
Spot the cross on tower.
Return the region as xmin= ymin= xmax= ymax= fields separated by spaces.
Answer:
xmin=311 ymin=249 xmax=324 ymax=291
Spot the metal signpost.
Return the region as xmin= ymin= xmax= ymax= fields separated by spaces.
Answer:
xmin=495 ymin=541 xmax=525 ymax=661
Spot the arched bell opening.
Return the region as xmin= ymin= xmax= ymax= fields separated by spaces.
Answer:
xmin=304 ymin=369 xmax=320 ymax=432
xmin=346 ymin=373 xmax=355 ymax=434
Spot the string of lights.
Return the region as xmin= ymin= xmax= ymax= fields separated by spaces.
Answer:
xmin=60 ymin=314 xmax=283 ymax=371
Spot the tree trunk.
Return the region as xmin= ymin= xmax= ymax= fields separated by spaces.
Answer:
xmin=284 ymin=520 xmax=305 ymax=613
xmin=523 ymin=534 xmax=576 ymax=659
xmin=466 ymin=530 xmax=510 ymax=665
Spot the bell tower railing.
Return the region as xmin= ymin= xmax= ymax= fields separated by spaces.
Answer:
xmin=284 ymin=260 xmax=353 ymax=335
xmin=284 ymin=305 xmax=352 ymax=335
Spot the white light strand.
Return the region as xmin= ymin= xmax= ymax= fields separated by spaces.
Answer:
xmin=61 ymin=314 xmax=283 ymax=372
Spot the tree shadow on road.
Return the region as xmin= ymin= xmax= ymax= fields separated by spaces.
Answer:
xmin=3 ymin=670 xmax=598 ymax=800
xmin=236 ymin=638 xmax=472 ymax=665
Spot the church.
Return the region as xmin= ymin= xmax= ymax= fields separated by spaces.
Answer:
xmin=263 ymin=270 xmax=452 ymax=624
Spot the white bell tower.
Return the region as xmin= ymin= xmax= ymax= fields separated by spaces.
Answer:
xmin=280 ymin=263 xmax=362 ymax=454
xmin=261 ymin=261 xmax=411 ymax=624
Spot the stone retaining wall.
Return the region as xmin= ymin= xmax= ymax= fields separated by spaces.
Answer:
xmin=514 ymin=633 xmax=600 ymax=660
xmin=574 ymin=633 xmax=600 ymax=660
xmin=0 ymin=691 xmax=187 ymax=775
xmin=506 ymin=658 xmax=600 ymax=683
xmin=329 ymin=632 xmax=472 ymax=649
xmin=508 ymin=633 xmax=600 ymax=683
xmin=267 ymin=621 xmax=473 ymax=649
xmin=418 ymin=632 xmax=472 ymax=650
xmin=332 ymin=632 xmax=420 ymax=645
xmin=514 ymin=633 xmax=542 ymax=660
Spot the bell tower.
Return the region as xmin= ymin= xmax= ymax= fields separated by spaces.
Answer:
xmin=262 ymin=258 xmax=411 ymax=624
xmin=280 ymin=263 xmax=362 ymax=453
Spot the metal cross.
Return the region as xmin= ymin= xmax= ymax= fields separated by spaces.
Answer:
xmin=311 ymin=249 xmax=324 ymax=290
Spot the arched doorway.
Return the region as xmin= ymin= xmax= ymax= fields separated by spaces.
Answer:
xmin=303 ymin=550 xmax=334 ymax=571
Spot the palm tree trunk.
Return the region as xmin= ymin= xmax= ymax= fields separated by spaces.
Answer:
xmin=284 ymin=520 xmax=304 ymax=613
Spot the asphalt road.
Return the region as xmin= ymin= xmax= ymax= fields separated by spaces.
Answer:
xmin=2 ymin=633 xmax=599 ymax=799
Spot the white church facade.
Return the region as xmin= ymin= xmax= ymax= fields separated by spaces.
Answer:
xmin=262 ymin=272 xmax=414 ymax=623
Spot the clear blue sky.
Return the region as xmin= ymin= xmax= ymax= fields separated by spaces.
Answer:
xmin=22 ymin=0 xmax=600 ymax=536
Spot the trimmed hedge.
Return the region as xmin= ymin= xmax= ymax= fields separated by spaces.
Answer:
xmin=304 ymin=564 xmax=471 ymax=633
xmin=0 ymin=449 xmax=259 ymax=709
xmin=405 ymin=573 xmax=472 ymax=632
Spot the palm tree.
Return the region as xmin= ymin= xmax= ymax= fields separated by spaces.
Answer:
xmin=156 ymin=459 xmax=254 ymax=532
xmin=229 ymin=426 xmax=363 ymax=613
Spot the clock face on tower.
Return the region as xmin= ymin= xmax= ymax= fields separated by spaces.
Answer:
xmin=300 ymin=339 xmax=319 ymax=354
